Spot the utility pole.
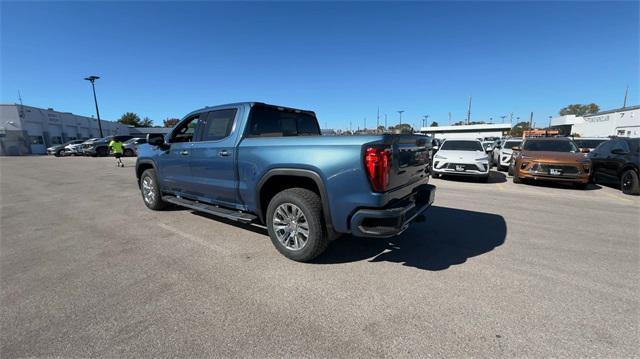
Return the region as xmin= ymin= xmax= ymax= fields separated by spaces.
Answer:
xmin=548 ymin=116 xmax=552 ymax=129
xmin=529 ymin=112 xmax=534 ymax=129
xmin=509 ymin=112 xmax=513 ymax=125
xmin=423 ymin=115 xmax=429 ymax=128
xmin=84 ymin=76 xmax=104 ymax=137
xmin=384 ymin=114 xmax=387 ymax=131
xmin=397 ymin=110 xmax=404 ymax=126
xmin=467 ymin=96 xmax=472 ymax=125
xmin=376 ymin=107 xmax=380 ymax=132
xmin=448 ymin=112 xmax=452 ymax=123
xmin=623 ymin=85 xmax=629 ymax=108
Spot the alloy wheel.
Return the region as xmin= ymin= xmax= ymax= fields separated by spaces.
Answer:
xmin=272 ymin=203 xmax=309 ymax=251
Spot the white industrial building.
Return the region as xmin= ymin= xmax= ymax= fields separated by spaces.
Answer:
xmin=419 ymin=123 xmax=512 ymax=140
xmin=0 ymin=104 xmax=166 ymax=156
xmin=550 ymin=105 xmax=639 ymax=138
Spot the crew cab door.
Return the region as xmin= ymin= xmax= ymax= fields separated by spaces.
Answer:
xmin=157 ymin=114 xmax=201 ymax=194
xmin=186 ymin=108 xmax=240 ymax=208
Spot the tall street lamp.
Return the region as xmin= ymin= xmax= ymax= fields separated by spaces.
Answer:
xmin=397 ymin=110 xmax=404 ymax=126
xmin=84 ymin=75 xmax=103 ymax=137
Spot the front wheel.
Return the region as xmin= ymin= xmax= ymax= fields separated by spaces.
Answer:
xmin=266 ymin=188 xmax=328 ymax=262
xmin=140 ymin=169 xmax=168 ymax=210
xmin=621 ymin=169 xmax=640 ymax=195
xmin=124 ymin=149 xmax=135 ymax=157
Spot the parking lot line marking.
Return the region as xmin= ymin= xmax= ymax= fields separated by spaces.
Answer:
xmin=158 ymin=222 xmax=231 ymax=255
xmin=600 ymin=191 xmax=634 ymax=204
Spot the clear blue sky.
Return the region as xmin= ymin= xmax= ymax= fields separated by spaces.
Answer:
xmin=2 ymin=1 xmax=638 ymax=129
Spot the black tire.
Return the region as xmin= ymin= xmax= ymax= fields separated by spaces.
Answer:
xmin=140 ymin=169 xmax=168 ymax=210
xmin=507 ymin=165 xmax=514 ymax=176
xmin=621 ymin=169 xmax=640 ymax=195
xmin=54 ymin=149 xmax=64 ymax=157
xmin=266 ymin=188 xmax=328 ymax=262
xmin=97 ymin=147 xmax=108 ymax=157
xmin=124 ymin=149 xmax=134 ymax=157
xmin=513 ymin=170 xmax=522 ymax=184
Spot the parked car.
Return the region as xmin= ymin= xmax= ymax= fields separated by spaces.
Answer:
xmin=47 ymin=139 xmax=84 ymax=156
xmin=64 ymin=142 xmax=85 ymax=156
xmin=136 ymin=102 xmax=435 ymax=262
xmin=492 ymin=138 xmax=522 ymax=170
xmin=123 ymin=138 xmax=147 ymax=157
xmin=83 ymin=135 xmax=134 ymax=157
xmin=510 ymin=137 xmax=591 ymax=189
xmin=588 ymin=137 xmax=640 ymax=195
xmin=572 ymin=137 xmax=608 ymax=153
xmin=432 ymin=139 xmax=490 ymax=181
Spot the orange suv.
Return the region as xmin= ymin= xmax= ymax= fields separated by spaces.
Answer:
xmin=509 ymin=137 xmax=591 ymax=189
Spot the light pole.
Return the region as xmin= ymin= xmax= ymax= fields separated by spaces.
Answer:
xmin=84 ymin=75 xmax=103 ymax=137
xmin=397 ymin=110 xmax=404 ymax=126
xmin=423 ymin=115 xmax=429 ymax=128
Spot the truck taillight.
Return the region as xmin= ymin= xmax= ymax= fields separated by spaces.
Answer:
xmin=364 ymin=146 xmax=391 ymax=192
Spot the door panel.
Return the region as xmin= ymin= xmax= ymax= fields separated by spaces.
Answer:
xmin=187 ymin=108 xmax=239 ymax=207
xmin=157 ymin=114 xmax=202 ymax=195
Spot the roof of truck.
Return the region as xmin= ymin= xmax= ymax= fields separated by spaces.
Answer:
xmin=185 ymin=102 xmax=316 ymax=119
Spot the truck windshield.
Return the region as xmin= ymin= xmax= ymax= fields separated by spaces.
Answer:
xmin=247 ymin=105 xmax=320 ymax=137
xmin=440 ymin=140 xmax=484 ymax=151
xmin=523 ymin=140 xmax=578 ymax=152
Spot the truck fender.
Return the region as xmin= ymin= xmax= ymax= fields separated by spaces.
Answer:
xmin=256 ymin=168 xmax=336 ymax=236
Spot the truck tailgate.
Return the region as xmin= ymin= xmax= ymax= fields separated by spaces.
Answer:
xmin=386 ymin=135 xmax=430 ymax=190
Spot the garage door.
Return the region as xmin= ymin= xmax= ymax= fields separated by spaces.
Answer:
xmin=24 ymin=122 xmax=46 ymax=154
xmin=48 ymin=124 xmax=63 ymax=145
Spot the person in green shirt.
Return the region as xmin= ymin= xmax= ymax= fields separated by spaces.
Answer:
xmin=108 ymin=137 xmax=124 ymax=167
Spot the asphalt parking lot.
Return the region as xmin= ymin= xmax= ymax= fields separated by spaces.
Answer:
xmin=1 ymin=156 xmax=638 ymax=358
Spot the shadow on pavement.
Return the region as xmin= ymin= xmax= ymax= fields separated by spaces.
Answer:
xmin=518 ymin=179 xmax=601 ymax=191
xmin=437 ymin=170 xmax=507 ymax=184
xmin=314 ymin=205 xmax=507 ymax=271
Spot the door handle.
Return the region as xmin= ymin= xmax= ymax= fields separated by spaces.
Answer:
xmin=218 ymin=150 xmax=230 ymax=157
xmin=180 ymin=150 xmax=189 ymax=156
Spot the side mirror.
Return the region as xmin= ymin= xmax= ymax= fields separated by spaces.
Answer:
xmin=147 ymin=133 xmax=165 ymax=146
xmin=512 ymin=146 xmax=521 ymax=151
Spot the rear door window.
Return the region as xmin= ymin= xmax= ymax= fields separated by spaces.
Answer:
xmin=200 ymin=109 xmax=237 ymax=141
xmin=246 ymin=105 xmax=320 ymax=137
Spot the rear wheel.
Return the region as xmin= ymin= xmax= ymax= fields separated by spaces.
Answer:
xmin=124 ymin=149 xmax=134 ymax=157
xmin=97 ymin=147 xmax=108 ymax=157
xmin=621 ymin=169 xmax=640 ymax=195
xmin=140 ymin=169 xmax=168 ymax=210
xmin=266 ymin=188 xmax=328 ymax=262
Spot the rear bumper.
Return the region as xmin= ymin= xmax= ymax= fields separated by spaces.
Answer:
xmin=350 ymin=184 xmax=435 ymax=238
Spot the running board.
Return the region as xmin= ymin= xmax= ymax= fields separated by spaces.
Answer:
xmin=162 ymin=195 xmax=257 ymax=223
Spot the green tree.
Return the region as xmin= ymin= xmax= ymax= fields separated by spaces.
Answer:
xmin=390 ymin=123 xmax=414 ymax=133
xmin=141 ymin=117 xmax=153 ymax=127
xmin=163 ymin=118 xmax=180 ymax=128
xmin=430 ymin=121 xmax=438 ymax=127
xmin=509 ymin=121 xmax=531 ymax=137
xmin=559 ymin=103 xmax=599 ymax=117
xmin=117 ymin=112 xmax=143 ymax=127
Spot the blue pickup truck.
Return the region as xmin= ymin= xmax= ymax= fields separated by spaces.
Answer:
xmin=136 ymin=102 xmax=435 ymax=261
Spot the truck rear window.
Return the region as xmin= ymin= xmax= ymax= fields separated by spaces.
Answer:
xmin=246 ymin=105 xmax=320 ymax=137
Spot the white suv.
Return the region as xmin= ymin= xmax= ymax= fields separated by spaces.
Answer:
xmin=432 ymin=139 xmax=491 ymax=181
xmin=492 ymin=138 xmax=522 ymax=171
